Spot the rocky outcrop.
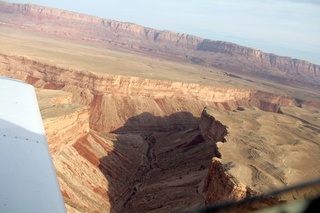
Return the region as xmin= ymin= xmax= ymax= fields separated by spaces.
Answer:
xmin=197 ymin=40 xmax=259 ymax=56
xmin=41 ymin=104 xmax=89 ymax=154
xmin=36 ymin=89 xmax=89 ymax=154
xmin=204 ymin=157 xmax=254 ymax=205
xmin=198 ymin=108 xmax=256 ymax=207
xmin=1 ymin=1 xmax=319 ymax=88
xmin=200 ymin=106 xmax=320 ymax=211
xmin=35 ymin=89 xmax=106 ymax=212
xmin=199 ymin=108 xmax=228 ymax=144
xmin=204 ymin=158 xmax=283 ymax=213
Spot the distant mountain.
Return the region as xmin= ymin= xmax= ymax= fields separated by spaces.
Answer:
xmin=0 ymin=1 xmax=319 ymax=88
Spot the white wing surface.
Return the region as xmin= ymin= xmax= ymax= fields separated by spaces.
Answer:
xmin=0 ymin=76 xmax=66 ymax=212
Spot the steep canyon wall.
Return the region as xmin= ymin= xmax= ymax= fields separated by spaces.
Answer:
xmin=0 ymin=53 xmax=300 ymax=133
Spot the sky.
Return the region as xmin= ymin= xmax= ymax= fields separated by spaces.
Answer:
xmin=4 ymin=0 xmax=320 ymax=65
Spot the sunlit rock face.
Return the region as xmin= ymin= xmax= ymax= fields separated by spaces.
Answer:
xmin=0 ymin=53 xmax=300 ymax=134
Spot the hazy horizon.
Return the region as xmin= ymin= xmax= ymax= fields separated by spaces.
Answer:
xmin=3 ymin=0 xmax=320 ymax=65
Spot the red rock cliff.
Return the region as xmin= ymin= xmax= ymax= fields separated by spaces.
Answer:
xmin=0 ymin=53 xmax=300 ymax=133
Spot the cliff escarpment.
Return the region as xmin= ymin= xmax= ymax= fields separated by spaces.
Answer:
xmin=0 ymin=53 xmax=302 ymax=133
xmin=197 ymin=41 xmax=320 ymax=86
xmin=1 ymin=1 xmax=319 ymax=88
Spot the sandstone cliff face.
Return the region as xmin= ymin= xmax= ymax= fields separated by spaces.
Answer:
xmin=0 ymin=1 xmax=102 ymax=24
xmin=197 ymin=40 xmax=320 ymax=79
xmin=199 ymin=107 xmax=254 ymax=206
xmin=1 ymin=1 xmax=319 ymax=88
xmin=36 ymin=88 xmax=152 ymax=212
xmin=41 ymin=104 xmax=89 ymax=154
xmin=204 ymin=157 xmax=253 ymax=205
xmin=36 ymin=89 xmax=89 ymax=154
xmin=199 ymin=108 xmax=228 ymax=144
xmin=36 ymin=89 xmax=107 ymax=212
xmin=35 ymin=87 xmax=213 ymax=212
xmin=198 ymin=40 xmax=263 ymax=57
xmin=0 ymin=53 xmax=301 ymax=133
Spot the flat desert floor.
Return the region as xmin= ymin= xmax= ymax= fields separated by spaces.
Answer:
xmin=0 ymin=26 xmax=319 ymax=103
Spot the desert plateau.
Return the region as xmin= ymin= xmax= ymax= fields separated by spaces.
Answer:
xmin=0 ymin=1 xmax=320 ymax=212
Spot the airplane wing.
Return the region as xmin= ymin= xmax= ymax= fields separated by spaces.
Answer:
xmin=0 ymin=76 xmax=66 ymax=212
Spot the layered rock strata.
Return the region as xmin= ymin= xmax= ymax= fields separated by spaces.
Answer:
xmin=36 ymin=88 xmax=213 ymax=212
xmin=37 ymin=90 xmax=320 ymax=212
xmin=36 ymin=89 xmax=89 ymax=154
xmin=36 ymin=89 xmax=149 ymax=212
xmin=0 ymin=53 xmax=301 ymax=134
xmin=0 ymin=1 xmax=319 ymax=88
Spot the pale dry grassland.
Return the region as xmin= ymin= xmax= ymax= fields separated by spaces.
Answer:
xmin=208 ymin=106 xmax=320 ymax=186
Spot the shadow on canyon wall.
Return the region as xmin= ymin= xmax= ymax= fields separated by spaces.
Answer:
xmin=112 ymin=111 xmax=200 ymax=134
xmin=98 ymin=111 xmax=209 ymax=212
xmin=97 ymin=110 xmax=320 ymax=212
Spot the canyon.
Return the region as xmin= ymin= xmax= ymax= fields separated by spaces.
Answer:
xmin=0 ymin=1 xmax=320 ymax=213
xmin=1 ymin=53 xmax=319 ymax=212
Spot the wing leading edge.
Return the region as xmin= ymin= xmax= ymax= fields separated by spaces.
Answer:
xmin=0 ymin=76 xmax=66 ymax=212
